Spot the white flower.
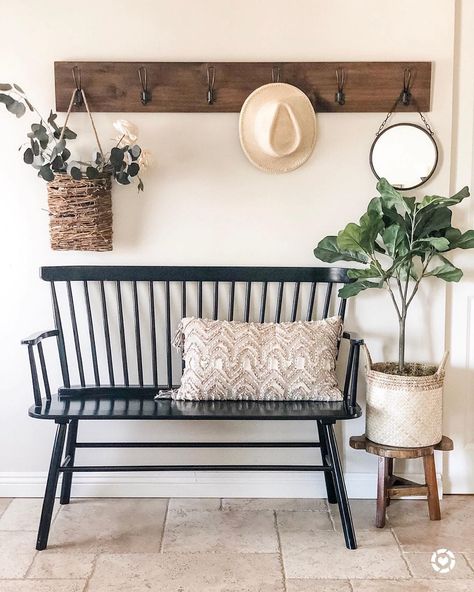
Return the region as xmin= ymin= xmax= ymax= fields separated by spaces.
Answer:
xmin=138 ymin=148 xmax=152 ymax=171
xmin=113 ymin=120 xmax=138 ymax=143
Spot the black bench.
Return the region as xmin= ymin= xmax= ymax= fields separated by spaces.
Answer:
xmin=23 ymin=266 xmax=363 ymax=550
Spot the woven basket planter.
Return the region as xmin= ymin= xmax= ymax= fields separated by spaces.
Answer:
xmin=364 ymin=346 xmax=447 ymax=448
xmin=47 ymin=173 xmax=113 ymax=251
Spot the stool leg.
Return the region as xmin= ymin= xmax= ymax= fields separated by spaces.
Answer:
xmin=423 ymin=453 xmax=441 ymax=521
xmin=376 ymin=457 xmax=389 ymax=528
xmin=386 ymin=458 xmax=393 ymax=507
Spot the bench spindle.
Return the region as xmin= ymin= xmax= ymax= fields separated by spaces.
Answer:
xmin=83 ymin=281 xmax=100 ymax=386
xmin=116 ymin=281 xmax=130 ymax=386
xmin=133 ymin=281 xmax=144 ymax=387
xmin=100 ymin=281 xmax=115 ymax=386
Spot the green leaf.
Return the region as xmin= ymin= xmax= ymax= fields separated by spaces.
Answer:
xmin=127 ymin=162 xmax=139 ymax=177
xmin=377 ymin=178 xmax=411 ymax=214
xmin=359 ymin=210 xmax=384 ymax=253
xmin=339 ymin=280 xmax=382 ymax=298
xmin=414 ymin=207 xmax=452 ymax=238
xmin=414 ymin=237 xmax=450 ymax=251
xmin=419 ymin=186 xmax=470 ymax=209
xmin=426 ymin=258 xmax=463 ymax=282
xmin=0 ymin=83 xmax=12 ymax=91
xmin=0 ymin=93 xmax=15 ymax=111
xmin=31 ymin=139 xmax=39 ymax=156
xmin=70 ymin=167 xmax=82 ymax=180
xmin=110 ymin=147 xmax=125 ymax=168
xmin=116 ymin=171 xmax=131 ymax=185
xmin=86 ymin=166 xmax=98 ymax=179
xmin=367 ymin=197 xmax=383 ymax=218
xmin=337 ymin=223 xmax=366 ymax=253
xmin=23 ymin=148 xmax=34 ymax=164
xmin=1 ymin=96 xmax=26 ymax=117
xmin=39 ymin=164 xmax=54 ymax=182
xmin=447 ymin=229 xmax=474 ymax=250
xmin=314 ymin=236 xmax=368 ymax=264
xmin=51 ymin=155 xmax=64 ymax=171
xmin=62 ymin=148 xmax=71 ymax=162
xmin=47 ymin=111 xmax=59 ymax=131
xmin=55 ymin=126 xmax=77 ymax=140
xmin=382 ymin=224 xmax=407 ymax=258
xmin=347 ymin=265 xmax=381 ymax=279
xmin=403 ymin=196 xmax=416 ymax=212
xmin=130 ymin=145 xmax=141 ymax=159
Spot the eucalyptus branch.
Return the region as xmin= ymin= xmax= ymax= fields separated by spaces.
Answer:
xmin=10 ymin=89 xmax=57 ymax=139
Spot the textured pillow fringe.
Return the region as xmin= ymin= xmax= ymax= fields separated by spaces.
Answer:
xmin=154 ymin=389 xmax=175 ymax=400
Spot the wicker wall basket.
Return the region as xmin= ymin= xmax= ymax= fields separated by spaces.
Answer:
xmin=47 ymin=173 xmax=113 ymax=252
xmin=364 ymin=346 xmax=447 ymax=448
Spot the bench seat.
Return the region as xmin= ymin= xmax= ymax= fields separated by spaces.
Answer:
xmin=29 ymin=394 xmax=362 ymax=421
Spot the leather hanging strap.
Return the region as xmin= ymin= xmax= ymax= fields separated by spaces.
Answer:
xmin=59 ymin=88 xmax=105 ymax=159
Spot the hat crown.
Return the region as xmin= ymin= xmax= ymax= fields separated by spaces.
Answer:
xmin=239 ymin=83 xmax=317 ymax=173
xmin=255 ymin=101 xmax=302 ymax=157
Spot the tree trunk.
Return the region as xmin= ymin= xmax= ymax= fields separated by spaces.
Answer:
xmin=398 ymin=314 xmax=406 ymax=373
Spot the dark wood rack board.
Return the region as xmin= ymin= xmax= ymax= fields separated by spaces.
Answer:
xmin=54 ymin=61 xmax=432 ymax=113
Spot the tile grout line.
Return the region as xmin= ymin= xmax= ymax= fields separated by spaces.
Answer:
xmin=82 ymin=552 xmax=100 ymax=592
xmin=390 ymin=526 xmax=414 ymax=578
xmin=0 ymin=498 xmax=14 ymax=520
xmin=273 ymin=510 xmax=288 ymax=592
xmin=462 ymin=552 xmax=474 ymax=573
xmin=325 ymin=499 xmax=337 ymax=532
xmin=347 ymin=580 xmax=355 ymax=592
xmin=159 ymin=498 xmax=170 ymax=554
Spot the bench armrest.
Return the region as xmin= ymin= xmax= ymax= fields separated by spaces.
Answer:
xmin=341 ymin=332 xmax=364 ymax=408
xmin=21 ymin=329 xmax=59 ymax=346
xmin=342 ymin=331 xmax=364 ymax=345
xmin=22 ymin=329 xmax=59 ymax=406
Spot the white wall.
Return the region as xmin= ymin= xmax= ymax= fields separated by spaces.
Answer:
xmin=0 ymin=0 xmax=460 ymax=497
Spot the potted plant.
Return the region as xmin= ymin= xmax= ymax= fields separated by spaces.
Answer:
xmin=0 ymin=83 xmax=150 ymax=251
xmin=314 ymin=178 xmax=474 ymax=447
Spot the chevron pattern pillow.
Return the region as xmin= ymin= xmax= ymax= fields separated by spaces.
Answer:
xmin=169 ymin=316 xmax=343 ymax=401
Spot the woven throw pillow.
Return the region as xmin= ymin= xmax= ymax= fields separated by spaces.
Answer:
xmin=167 ymin=316 xmax=343 ymax=401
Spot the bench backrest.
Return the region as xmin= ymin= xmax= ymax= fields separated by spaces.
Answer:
xmin=40 ymin=266 xmax=351 ymax=391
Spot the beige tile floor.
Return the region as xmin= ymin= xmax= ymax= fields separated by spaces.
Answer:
xmin=0 ymin=495 xmax=473 ymax=591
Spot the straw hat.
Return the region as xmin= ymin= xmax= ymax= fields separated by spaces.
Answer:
xmin=239 ymin=83 xmax=317 ymax=173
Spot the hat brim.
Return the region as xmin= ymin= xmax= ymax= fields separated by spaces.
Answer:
xmin=239 ymin=83 xmax=317 ymax=174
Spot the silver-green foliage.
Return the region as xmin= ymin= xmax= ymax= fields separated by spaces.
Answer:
xmin=0 ymin=83 xmax=144 ymax=190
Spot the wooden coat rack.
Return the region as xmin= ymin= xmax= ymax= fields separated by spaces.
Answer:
xmin=54 ymin=61 xmax=431 ymax=113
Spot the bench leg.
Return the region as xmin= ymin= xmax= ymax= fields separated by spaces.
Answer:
xmin=323 ymin=422 xmax=357 ymax=549
xmin=60 ymin=420 xmax=78 ymax=505
xmin=37 ymin=422 xmax=67 ymax=551
xmin=317 ymin=420 xmax=337 ymax=504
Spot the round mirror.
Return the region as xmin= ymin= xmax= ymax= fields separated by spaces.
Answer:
xmin=369 ymin=123 xmax=438 ymax=190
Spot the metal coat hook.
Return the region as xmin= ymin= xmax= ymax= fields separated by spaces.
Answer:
xmin=402 ymin=68 xmax=412 ymax=105
xmin=206 ymin=65 xmax=216 ymax=104
xmin=138 ymin=67 xmax=151 ymax=105
xmin=72 ymin=66 xmax=83 ymax=107
xmin=271 ymin=65 xmax=281 ymax=83
xmin=335 ymin=67 xmax=346 ymax=105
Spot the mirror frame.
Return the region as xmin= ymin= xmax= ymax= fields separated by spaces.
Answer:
xmin=369 ymin=122 xmax=439 ymax=191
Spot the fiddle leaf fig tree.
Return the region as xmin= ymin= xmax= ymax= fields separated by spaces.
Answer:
xmin=314 ymin=179 xmax=474 ymax=373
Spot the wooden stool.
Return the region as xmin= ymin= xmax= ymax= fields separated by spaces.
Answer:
xmin=349 ymin=434 xmax=454 ymax=528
